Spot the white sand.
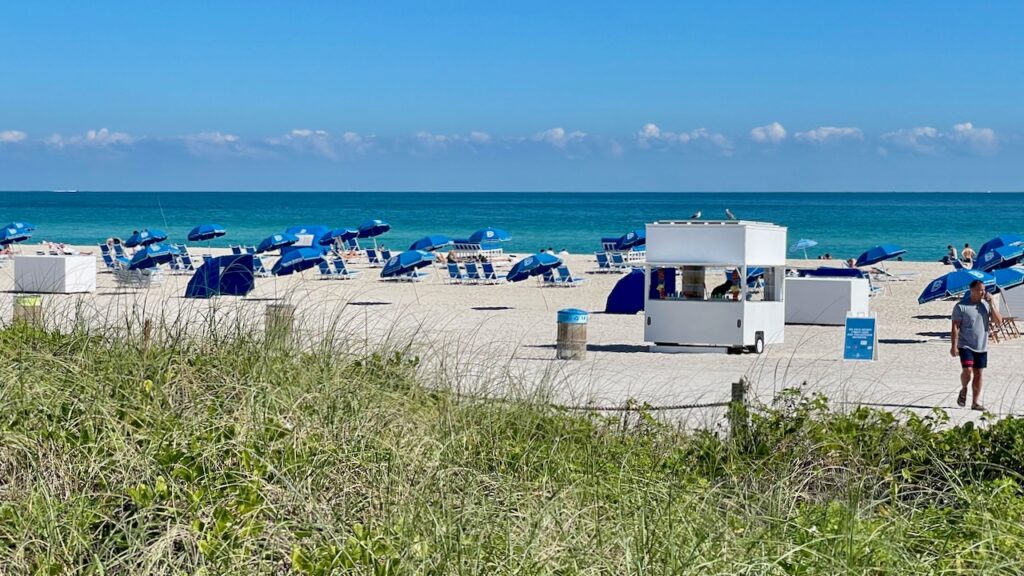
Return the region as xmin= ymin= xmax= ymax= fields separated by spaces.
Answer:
xmin=2 ymin=245 xmax=1023 ymax=424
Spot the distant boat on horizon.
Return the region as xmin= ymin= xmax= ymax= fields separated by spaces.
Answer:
xmin=52 ymin=189 xmax=78 ymax=193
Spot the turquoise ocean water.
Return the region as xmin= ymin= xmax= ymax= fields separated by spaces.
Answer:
xmin=1 ymin=191 xmax=1021 ymax=261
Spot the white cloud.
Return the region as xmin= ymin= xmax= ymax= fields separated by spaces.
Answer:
xmin=469 ymin=131 xmax=491 ymax=144
xmin=0 ymin=130 xmax=27 ymax=143
xmin=882 ymin=122 xmax=997 ymax=155
xmin=794 ymin=126 xmax=863 ymax=144
xmin=637 ymin=123 xmax=731 ymax=154
xmin=46 ymin=127 xmax=134 ymax=149
xmin=532 ymin=127 xmax=586 ymax=148
xmin=750 ymin=122 xmax=786 ymax=144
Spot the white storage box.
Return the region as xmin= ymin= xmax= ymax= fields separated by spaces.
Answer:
xmin=784 ymin=277 xmax=869 ymax=325
xmin=14 ymin=255 xmax=97 ymax=293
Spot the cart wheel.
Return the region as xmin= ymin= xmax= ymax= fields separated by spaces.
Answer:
xmin=748 ymin=332 xmax=765 ymax=354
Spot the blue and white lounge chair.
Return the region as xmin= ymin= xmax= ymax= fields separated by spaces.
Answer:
xmin=446 ymin=262 xmax=469 ymax=284
xmin=253 ymin=255 xmax=271 ymax=277
xmin=366 ymin=248 xmax=382 ymax=267
xmin=542 ymin=270 xmax=559 ymax=286
xmin=345 ymin=237 xmax=360 ymax=251
xmin=245 ymin=245 xmax=256 ymax=255
xmin=481 ymin=262 xmax=507 ymax=283
xmin=609 ymin=252 xmax=630 ymax=269
xmin=331 ymin=258 xmax=361 ymax=278
xmin=380 ymin=249 xmax=393 ymax=261
xmin=556 ymin=266 xmax=588 ymax=287
xmin=113 ymin=244 xmax=130 ymax=261
xmin=464 ymin=262 xmax=485 ymax=283
xmin=230 ymin=244 xmax=243 ymax=255
xmin=594 ymin=252 xmax=614 ymax=272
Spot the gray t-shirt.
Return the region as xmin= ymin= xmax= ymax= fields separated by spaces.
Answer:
xmin=952 ymin=296 xmax=991 ymax=352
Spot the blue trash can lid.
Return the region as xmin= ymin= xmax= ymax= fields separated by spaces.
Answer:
xmin=557 ymin=308 xmax=590 ymax=324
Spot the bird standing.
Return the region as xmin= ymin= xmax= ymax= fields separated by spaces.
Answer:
xmin=725 ymin=208 xmax=736 ymax=220
xmin=690 ymin=210 xmax=702 ymax=219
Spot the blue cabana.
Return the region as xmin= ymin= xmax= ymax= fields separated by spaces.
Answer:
xmin=272 ymin=247 xmax=324 ymax=276
xmin=918 ymin=269 xmax=995 ymax=304
xmin=256 ymin=232 xmax=299 ymax=254
xmin=507 ymin=253 xmax=562 ymax=282
xmin=188 ymin=223 xmax=226 ymax=242
xmin=615 ymin=229 xmax=646 ymax=250
xmin=125 ymin=228 xmax=168 ymax=248
xmin=0 ymin=226 xmax=32 ymax=245
xmin=605 ymin=268 xmax=645 ymax=314
xmin=468 ymin=227 xmax=511 ymax=243
xmin=128 ymin=243 xmax=179 ymax=270
xmin=358 ymin=219 xmax=391 ymax=238
xmin=975 ymin=243 xmax=1024 ymax=272
xmin=184 ymin=254 xmax=255 ymax=298
xmin=319 ymin=228 xmax=360 ymax=246
xmin=992 ymin=267 xmax=1024 ymax=291
xmin=381 ymin=250 xmax=433 ymax=277
xmin=408 ymin=234 xmax=453 ymax=252
xmin=855 ymin=244 xmax=907 ymax=267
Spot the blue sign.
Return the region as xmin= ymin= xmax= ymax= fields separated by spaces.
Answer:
xmin=844 ymin=315 xmax=877 ymax=361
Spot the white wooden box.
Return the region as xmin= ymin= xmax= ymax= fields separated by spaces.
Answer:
xmin=14 ymin=255 xmax=97 ymax=293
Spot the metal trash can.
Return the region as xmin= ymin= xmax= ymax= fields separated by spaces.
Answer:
xmin=556 ymin=308 xmax=589 ymax=360
xmin=13 ymin=294 xmax=43 ymax=328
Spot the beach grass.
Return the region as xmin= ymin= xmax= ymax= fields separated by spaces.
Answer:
xmin=1 ymin=322 xmax=1023 ymax=574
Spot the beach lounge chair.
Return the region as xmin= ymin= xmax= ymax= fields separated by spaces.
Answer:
xmin=556 ymin=266 xmax=588 ymax=287
xmin=230 ymin=244 xmax=243 ymax=255
xmin=380 ymin=249 xmax=393 ymax=261
xmin=464 ymin=262 xmax=485 ymax=283
xmin=245 ymin=245 xmax=256 ymax=255
xmin=331 ymin=258 xmax=361 ymax=278
xmin=252 ymin=255 xmax=271 ymax=277
xmin=366 ymin=248 xmax=383 ymax=267
xmin=542 ymin=270 xmax=559 ymax=286
xmin=346 ymin=237 xmax=361 ymax=251
xmin=113 ymin=244 xmax=129 ymax=260
xmin=446 ymin=262 xmax=469 ymax=284
xmin=609 ymin=252 xmax=630 ymax=269
xmin=481 ymin=262 xmax=507 ymax=283
xmin=594 ymin=252 xmax=615 ymax=272
xmin=178 ymin=247 xmax=196 ymax=272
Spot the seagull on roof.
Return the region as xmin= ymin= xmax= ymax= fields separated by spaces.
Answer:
xmin=690 ymin=210 xmax=702 ymax=219
xmin=725 ymin=208 xmax=736 ymax=220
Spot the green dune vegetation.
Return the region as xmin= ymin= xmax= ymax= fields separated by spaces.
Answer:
xmin=1 ymin=322 xmax=1023 ymax=575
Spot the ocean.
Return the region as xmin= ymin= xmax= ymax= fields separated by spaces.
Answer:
xmin=1 ymin=191 xmax=1020 ymax=261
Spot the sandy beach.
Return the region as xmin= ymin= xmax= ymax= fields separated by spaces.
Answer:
xmin=2 ymin=246 xmax=1022 ymax=424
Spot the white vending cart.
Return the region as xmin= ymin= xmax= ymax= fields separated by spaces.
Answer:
xmin=643 ymin=220 xmax=787 ymax=353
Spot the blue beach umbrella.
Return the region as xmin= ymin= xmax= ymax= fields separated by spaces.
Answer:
xmin=381 ymin=250 xmax=434 ymax=278
xmin=789 ymin=239 xmax=818 ymax=259
xmin=272 ymin=247 xmax=324 ymax=276
xmin=974 ymin=234 xmax=1023 ymax=265
xmin=319 ymin=228 xmax=360 ymax=246
xmin=918 ymin=269 xmax=995 ymax=304
xmin=128 ymin=243 xmax=179 ymax=270
xmin=855 ymin=244 xmax=907 ymax=267
xmin=408 ymin=234 xmax=453 ymax=252
xmin=507 ymin=253 xmax=562 ymax=282
xmin=615 ymin=229 xmax=646 ymax=250
xmin=0 ymin=226 xmax=32 ymax=245
xmin=468 ymin=227 xmax=511 ymax=243
xmin=187 ymin=223 xmax=226 ymax=242
xmin=256 ymin=232 xmax=299 ymax=254
xmin=974 ymin=242 xmax=1024 ymax=272
xmin=991 ymin=267 xmax=1024 ymax=291
xmin=125 ymin=228 xmax=168 ymax=248
xmin=3 ymin=221 xmax=36 ymax=232
xmin=357 ymin=219 xmax=391 ymax=239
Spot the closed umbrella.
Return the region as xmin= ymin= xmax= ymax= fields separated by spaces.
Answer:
xmin=256 ymin=232 xmax=299 ymax=254
xmin=918 ymin=269 xmax=995 ymax=304
xmin=615 ymin=229 xmax=646 ymax=250
xmin=188 ymin=223 xmax=226 ymax=242
xmin=128 ymin=243 xmax=179 ymax=270
xmin=272 ymin=247 xmax=324 ymax=276
xmin=507 ymin=253 xmax=562 ymax=282
xmin=789 ymin=239 xmax=818 ymax=259
xmin=125 ymin=228 xmax=168 ymax=248
xmin=408 ymin=234 xmax=453 ymax=252
xmin=380 ymin=250 xmax=434 ymax=278
xmin=855 ymin=244 xmax=907 ymax=267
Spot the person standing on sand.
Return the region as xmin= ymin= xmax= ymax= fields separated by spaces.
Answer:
xmin=951 ymin=280 xmax=1002 ymax=410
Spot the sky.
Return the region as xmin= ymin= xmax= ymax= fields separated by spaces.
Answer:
xmin=1 ymin=1 xmax=1022 ymax=191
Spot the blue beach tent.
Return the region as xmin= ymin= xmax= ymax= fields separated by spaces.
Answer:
xmin=918 ymin=269 xmax=995 ymax=304
xmin=256 ymin=232 xmax=299 ymax=254
xmin=381 ymin=250 xmax=434 ymax=277
xmin=188 ymin=223 xmax=226 ymax=242
xmin=408 ymin=234 xmax=453 ymax=252
xmin=855 ymin=244 xmax=907 ymax=267
xmin=128 ymin=243 xmax=179 ymax=270
xmin=507 ymin=253 xmax=562 ymax=282
xmin=605 ymin=268 xmax=645 ymax=314
xmin=184 ymin=254 xmax=256 ymax=298
xmin=272 ymin=247 xmax=324 ymax=276
xmin=125 ymin=228 xmax=168 ymax=248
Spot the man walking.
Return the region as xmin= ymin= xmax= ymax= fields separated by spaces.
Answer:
xmin=951 ymin=279 xmax=1002 ymax=410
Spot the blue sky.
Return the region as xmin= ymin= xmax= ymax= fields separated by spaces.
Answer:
xmin=1 ymin=1 xmax=1022 ymax=191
